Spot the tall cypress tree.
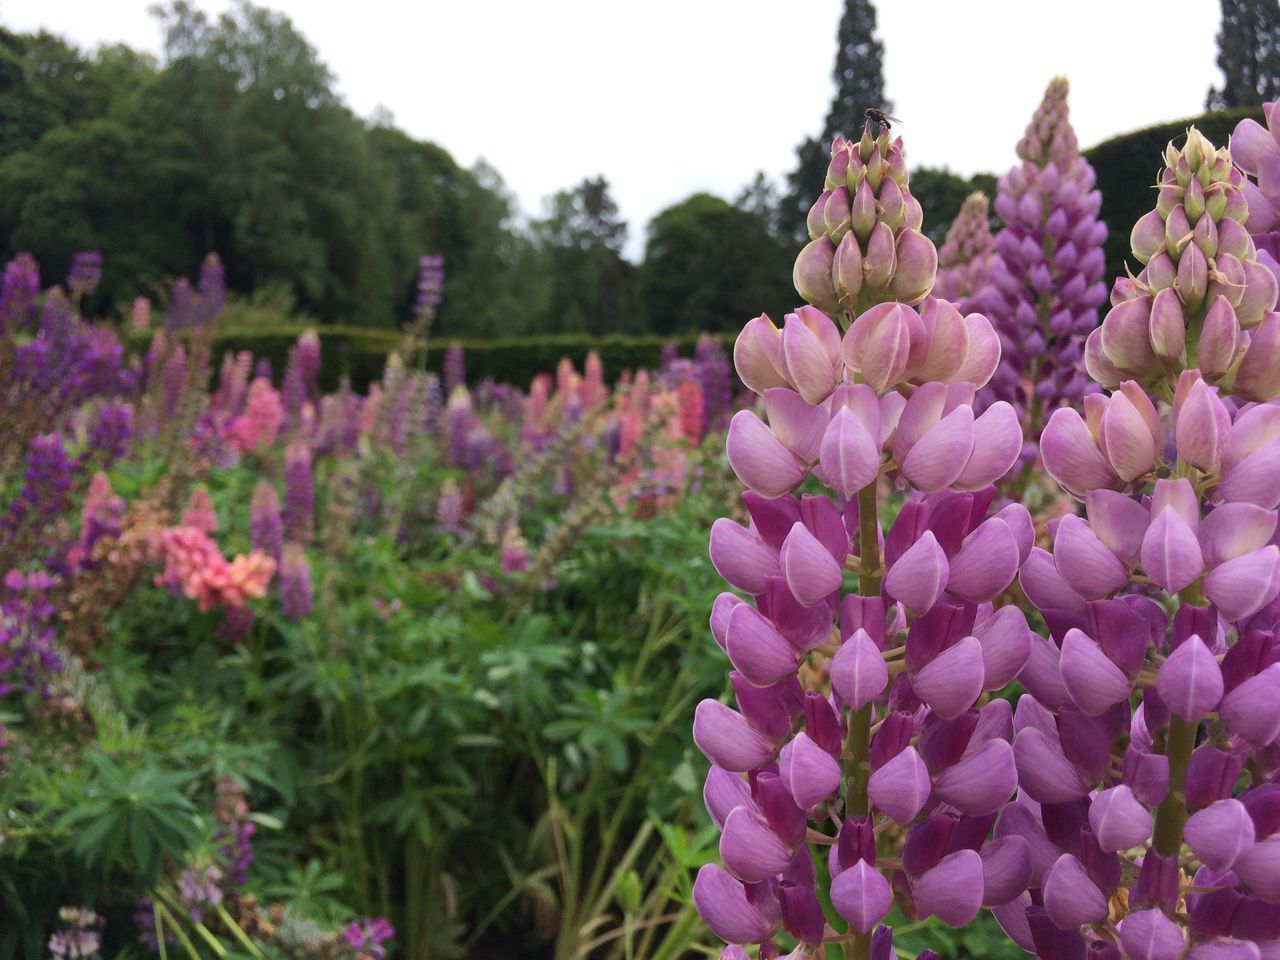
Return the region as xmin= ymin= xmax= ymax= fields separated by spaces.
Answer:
xmin=1206 ymin=0 xmax=1280 ymax=109
xmin=781 ymin=0 xmax=890 ymax=243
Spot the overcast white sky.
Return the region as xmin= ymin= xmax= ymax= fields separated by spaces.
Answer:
xmin=3 ymin=1 xmax=1225 ymax=260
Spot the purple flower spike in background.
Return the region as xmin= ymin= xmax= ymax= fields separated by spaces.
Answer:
xmin=985 ymin=77 xmax=1108 ymax=471
xmin=415 ymin=254 xmax=445 ymax=319
xmin=935 ymin=193 xmax=1004 ymax=315
xmin=67 ymin=251 xmax=102 ymax=302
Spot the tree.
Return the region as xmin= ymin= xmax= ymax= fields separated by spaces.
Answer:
xmin=781 ymin=0 xmax=891 ymax=242
xmin=1206 ymin=0 xmax=1280 ymax=109
xmin=533 ymin=176 xmax=637 ymax=335
xmin=638 ymin=193 xmax=793 ymax=335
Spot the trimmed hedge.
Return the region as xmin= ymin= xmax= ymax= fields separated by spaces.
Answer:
xmin=1083 ymin=106 xmax=1260 ymax=286
xmin=187 ymin=326 xmax=737 ymax=391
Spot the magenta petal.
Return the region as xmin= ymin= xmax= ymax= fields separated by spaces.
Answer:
xmin=762 ymin=387 xmax=828 ymax=464
xmin=819 ymin=406 xmax=881 ymax=499
xmin=979 ymin=836 xmax=1032 ymax=907
xmin=1141 ymin=507 xmax=1206 ymax=594
xmin=1041 ymin=407 xmax=1117 ymax=497
xmin=1018 ymin=633 xmax=1069 ymax=712
xmin=995 ymin=503 xmax=1034 ymax=562
xmin=995 ymin=803 xmax=1059 ymax=886
xmin=933 ymin=738 xmax=1018 ymax=815
xmin=867 ymin=744 xmax=932 ymax=824
xmin=973 ymin=605 xmax=1032 ymax=690
xmin=1157 ymin=634 xmax=1224 ymax=723
xmin=1174 ymin=379 xmax=1231 ymax=472
xmin=1088 ymin=785 xmax=1153 ymax=853
xmin=1099 ymin=390 xmax=1158 ymax=481
xmin=1020 ymin=547 xmax=1086 ymax=614
xmin=1059 ymin=628 xmax=1132 ymax=716
xmin=913 ymin=635 xmax=984 ymax=719
xmin=694 ymin=699 xmax=776 ymax=772
xmin=709 ymin=518 xmax=779 ymax=595
xmin=971 ymin=696 xmax=1014 ymax=746
xmin=710 ymin=593 xmax=743 ymax=650
xmin=1220 ymin=663 xmax=1280 ymax=746
xmin=1014 ymin=728 xmax=1089 ymax=803
xmin=704 ymin=766 xmax=755 ymax=829
xmin=947 ymin=517 xmax=1020 ymax=601
xmin=779 ymin=521 xmax=843 ymax=607
xmin=843 ymin=301 xmax=914 ymax=393
xmin=725 ymin=603 xmax=802 ymax=687
xmin=1218 ymin=440 xmax=1280 ymax=509
xmin=1043 ymin=853 xmax=1108 ymax=928
xmin=1199 ymin=503 xmax=1278 ymax=567
xmin=1118 ymin=908 xmax=1186 ymax=960
xmin=779 ymin=732 xmax=841 ymax=810
xmin=1185 ymin=799 xmax=1256 ymax=872
xmin=883 ymin=530 xmax=949 ymax=615
xmin=720 ymin=805 xmax=794 ymax=883
xmin=780 ymin=308 xmax=843 ymax=405
xmin=1054 ymin=515 xmax=1129 ymax=600
xmin=726 ymin=410 xmax=806 ymax=497
xmin=953 ymin=313 xmax=1002 ymax=388
xmin=992 ymin=893 xmax=1037 ymax=953
xmin=1204 ymin=545 xmax=1280 ymax=621
xmin=692 ymin=863 xmax=776 ymax=945
xmin=1085 ymin=489 xmax=1150 ymax=568
xmin=1234 ymin=836 xmax=1280 ymax=902
xmin=953 ymin=401 xmax=1022 ymax=490
xmin=912 ymin=849 xmax=984 ymax=926
xmin=830 ymin=628 xmax=889 ymax=711
xmin=901 ymin=405 xmax=976 ymax=492
xmin=1231 ymin=118 xmax=1275 ymax=174
xmin=829 ymin=859 xmax=892 ymax=933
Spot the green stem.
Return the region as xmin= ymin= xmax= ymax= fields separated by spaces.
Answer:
xmin=1152 ymin=714 xmax=1197 ymax=856
xmin=846 ymin=480 xmax=882 ymax=960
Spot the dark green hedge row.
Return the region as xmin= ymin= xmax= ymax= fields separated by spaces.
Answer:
xmin=188 ymin=326 xmax=737 ymax=391
xmin=1083 ymin=106 xmax=1259 ymax=286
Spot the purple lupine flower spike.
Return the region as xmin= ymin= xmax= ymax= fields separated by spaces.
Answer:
xmin=696 ymin=121 xmax=1033 ymax=956
xmin=1008 ymin=123 xmax=1280 ymax=960
xmin=985 ymin=77 xmax=1108 ymax=465
xmin=935 ymin=193 xmax=1004 ymax=315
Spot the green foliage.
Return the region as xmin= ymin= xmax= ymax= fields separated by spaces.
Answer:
xmin=639 ymin=193 xmax=794 ymax=334
xmin=532 ymin=176 xmax=638 ymax=336
xmin=0 ymin=4 xmax=543 ymax=334
xmin=197 ymin=324 xmax=737 ymax=391
xmin=1083 ymin=106 xmax=1260 ymax=285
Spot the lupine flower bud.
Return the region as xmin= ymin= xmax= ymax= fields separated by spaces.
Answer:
xmin=1099 ymin=126 xmax=1280 ymax=400
xmin=912 ymin=849 xmax=984 ymax=926
xmin=780 ymin=306 xmax=844 ymax=404
xmin=831 ymin=859 xmax=893 ymax=933
xmin=1185 ymin=800 xmax=1256 ymax=872
xmin=867 ymin=746 xmax=931 ymax=824
xmin=1119 ymin=909 xmax=1187 ymax=960
xmin=1156 ymin=635 xmax=1223 ymax=722
xmin=726 ymin=411 xmax=806 ymax=498
xmin=797 ymin=130 xmax=937 ymax=319
xmin=1043 ymin=853 xmax=1109 ymax=928
xmin=693 ymin=865 xmax=780 ymax=945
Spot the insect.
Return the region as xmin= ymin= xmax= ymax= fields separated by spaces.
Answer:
xmin=865 ymin=108 xmax=902 ymax=131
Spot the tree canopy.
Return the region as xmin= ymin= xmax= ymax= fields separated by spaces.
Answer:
xmin=1206 ymin=0 xmax=1280 ymax=109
